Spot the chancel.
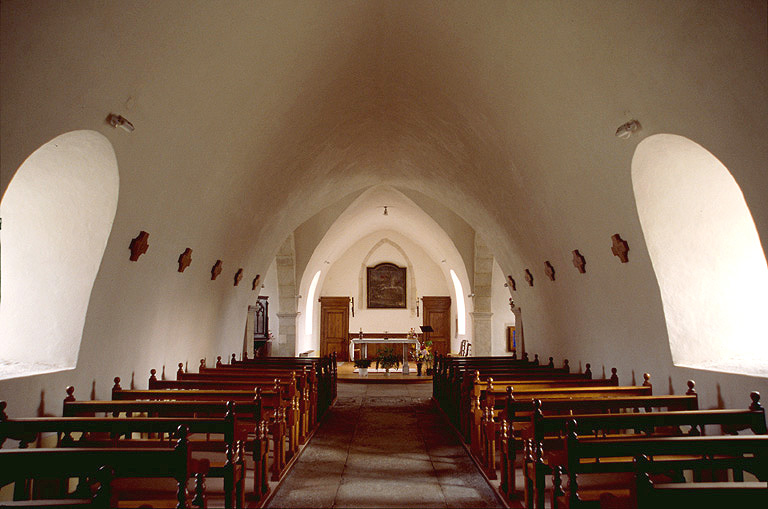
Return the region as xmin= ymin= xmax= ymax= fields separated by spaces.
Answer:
xmin=1 ymin=1 xmax=767 ymax=508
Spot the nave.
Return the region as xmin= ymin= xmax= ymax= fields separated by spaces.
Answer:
xmin=266 ymin=382 xmax=500 ymax=509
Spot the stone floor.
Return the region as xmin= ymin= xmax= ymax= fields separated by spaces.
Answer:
xmin=266 ymin=383 xmax=503 ymax=508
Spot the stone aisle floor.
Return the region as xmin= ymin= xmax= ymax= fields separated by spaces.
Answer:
xmin=266 ymin=383 xmax=503 ymax=508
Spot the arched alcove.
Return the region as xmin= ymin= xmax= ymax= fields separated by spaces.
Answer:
xmin=632 ymin=134 xmax=768 ymax=377
xmin=358 ymin=238 xmax=417 ymax=313
xmin=0 ymin=130 xmax=119 ymax=379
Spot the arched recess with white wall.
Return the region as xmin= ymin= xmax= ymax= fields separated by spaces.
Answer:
xmin=295 ymin=185 xmax=473 ymax=356
xmin=632 ymin=134 xmax=768 ymax=377
xmin=0 ymin=130 xmax=119 ymax=379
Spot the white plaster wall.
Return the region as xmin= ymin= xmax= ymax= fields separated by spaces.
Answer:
xmin=491 ymin=260 xmax=516 ymax=357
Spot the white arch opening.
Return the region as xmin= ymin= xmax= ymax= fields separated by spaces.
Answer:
xmin=632 ymin=134 xmax=768 ymax=377
xmin=0 ymin=131 xmax=119 ymax=380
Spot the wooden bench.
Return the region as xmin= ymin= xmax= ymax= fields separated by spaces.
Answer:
xmin=148 ymin=369 xmax=308 ymax=449
xmin=227 ymin=353 xmax=337 ymax=413
xmin=109 ymin=379 xmax=294 ymax=482
xmin=551 ymin=421 xmax=768 ymax=508
xmin=2 ymin=402 xmax=252 ymax=509
xmin=521 ymin=392 xmax=765 ymax=509
xmin=496 ymin=391 xmax=701 ymax=501
xmin=0 ymin=425 xmax=206 ymax=509
xmin=632 ymin=454 xmax=768 ymax=508
xmin=59 ymin=396 xmax=271 ymax=502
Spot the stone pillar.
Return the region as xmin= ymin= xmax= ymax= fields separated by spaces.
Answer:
xmin=470 ymin=311 xmax=493 ymax=356
xmin=276 ymin=312 xmax=298 ymax=357
xmin=471 ymin=235 xmax=494 ymax=355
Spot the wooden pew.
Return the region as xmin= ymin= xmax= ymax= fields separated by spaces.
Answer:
xmin=146 ymin=370 xmax=305 ymax=457
xmin=632 ymin=454 xmax=768 ymax=508
xmin=497 ymin=390 xmax=701 ymax=501
xmin=109 ymin=378 xmax=293 ymax=482
xmin=472 ymin=375 xmax=651 ymax=458
xmin=227 ymin=353 xmax=337 ymax=413
xmin=2 ymin=402 xmax=252 ymax=509
xmin=551 ymin=421 xmax=768 ymax=508
xmin=60 ymin=395 xmax=271 ymax=503
xmin=196 ymin=362 xmax=319 ymax=430
xmin=521 ymin=392 xmax=766 ymax=509
xmin=0 ymin=425 xmax=206 ymax=509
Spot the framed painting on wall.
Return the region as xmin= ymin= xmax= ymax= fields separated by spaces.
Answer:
xmin=367 ymin=262 xmax=407 ymax=308
xmin=507 ymin=325 xmax=517 ymax=353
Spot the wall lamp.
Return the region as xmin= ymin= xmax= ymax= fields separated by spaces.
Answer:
xmin=615 ymin=119 xmax=641 ymax=139
xmin=107 ymin=113 xmax=135 ymax=132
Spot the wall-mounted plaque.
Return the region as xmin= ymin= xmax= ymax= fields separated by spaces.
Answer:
xmin=367 ymin=262 xmax=406 ymax=308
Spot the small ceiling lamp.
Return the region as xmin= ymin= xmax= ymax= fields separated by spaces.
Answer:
xmin=107 ymin=113 xmax=135 ymax=132
xmin=615 ymin=119 xmax=641 ymax=139
xmin=383 ymin=206 xmax=389 ymax=216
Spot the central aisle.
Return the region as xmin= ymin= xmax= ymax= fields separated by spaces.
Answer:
xmin=266 ymin=383 xmax=502 ymax=508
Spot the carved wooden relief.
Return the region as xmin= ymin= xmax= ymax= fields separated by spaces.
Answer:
xmin=252 ymin=274 xmax=261 ymax=290
xmin=524 ymin=269 xmax=534 ymax=287
xmin=544 ymin=261 xmax=555 ymax=281
xmin=234 ymin=268 xmax=243 ymax=286
xmin=129 ymin=231 xmax=149 ymax=261
xmin=211 ymin=260 xmax=223 ymax=280
xmin=572 ymin=249 xmax=586 ymax=273
xmin=611 ymin=234 xmax=630 ymax=263
xmin=178 ymin=248 xmax=192 ymax=272
xmin=506 ymin=275 xmax=516 ymax=291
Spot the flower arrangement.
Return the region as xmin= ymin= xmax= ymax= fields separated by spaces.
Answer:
xmin=376 ymin=346 xmax=400 ymax=372
xmin=353 ymin=358 xmax=372 ymax=369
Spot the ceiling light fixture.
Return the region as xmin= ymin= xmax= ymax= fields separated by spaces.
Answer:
xmin=615 ymin=119 xmax=641 ymax=139
xmin=383 ymin=206 xmax=388 ymax=216
xmin=107 ymin=113 xmax=135 ymax=132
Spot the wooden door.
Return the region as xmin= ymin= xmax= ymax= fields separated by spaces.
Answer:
xmin=422 ymin=296 xmax=451 ymax=356
xmin=320 ymin=297 xmax=350 ymax=361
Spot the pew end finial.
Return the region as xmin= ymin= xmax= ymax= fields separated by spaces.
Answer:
xmin=642 ymin=372 xmax=651 ymax=388
xmin=149 ymin=369 xmax=157 ymax=383
xmin=585 ymin=363 xmax=592 ymax=379
xmin=533 ymin=353 xmax=539 ymax=365
xmin=216 ymin=355 xmax=222 ymax=367
xmin=686 ymin=380 xmax=696 ymax=395
xmin=177 ymin=362 xmax=184 ymax=377
xmin=610 ymin=367 xmax=619 ymax=384
xmin=199 ymin=358 xmax=206 ymax=371
xmin=112 ymin=377 xmax=122 ymax=392
xmin=750 ymin=391 xmax=762 ymax=411
xmin=548 ymin=356 xmax=554 ymax=368
xmin=231 ymin=353 xmax=237 ymax=364
xmin=563 ymin=359 xmax=570 ymax=372
xmin=64 ymin=386 xmax=76 ymax=403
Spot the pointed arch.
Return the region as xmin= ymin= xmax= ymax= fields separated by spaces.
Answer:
xmin=357 ymin=237 xmax=417 ymax=313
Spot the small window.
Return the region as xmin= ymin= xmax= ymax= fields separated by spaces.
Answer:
xmin=632 ymin=134 xmax=768 ymax=376
xmin=0 ymin=131 xmax=119 ymax=379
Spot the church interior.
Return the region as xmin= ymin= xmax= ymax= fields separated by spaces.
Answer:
xmin=1 ymin=1 xmax=767 ymax=507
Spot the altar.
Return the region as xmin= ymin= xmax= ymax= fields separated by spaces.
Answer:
xmin=349 ymin=333 xmax=421 ymax=375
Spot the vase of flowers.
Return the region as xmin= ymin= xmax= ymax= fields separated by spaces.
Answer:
xmin=354 ymin=358 xmax=372 ymax=377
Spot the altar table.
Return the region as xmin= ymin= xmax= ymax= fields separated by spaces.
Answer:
xmin=349 ymin=337 xmax=420 ymax=375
